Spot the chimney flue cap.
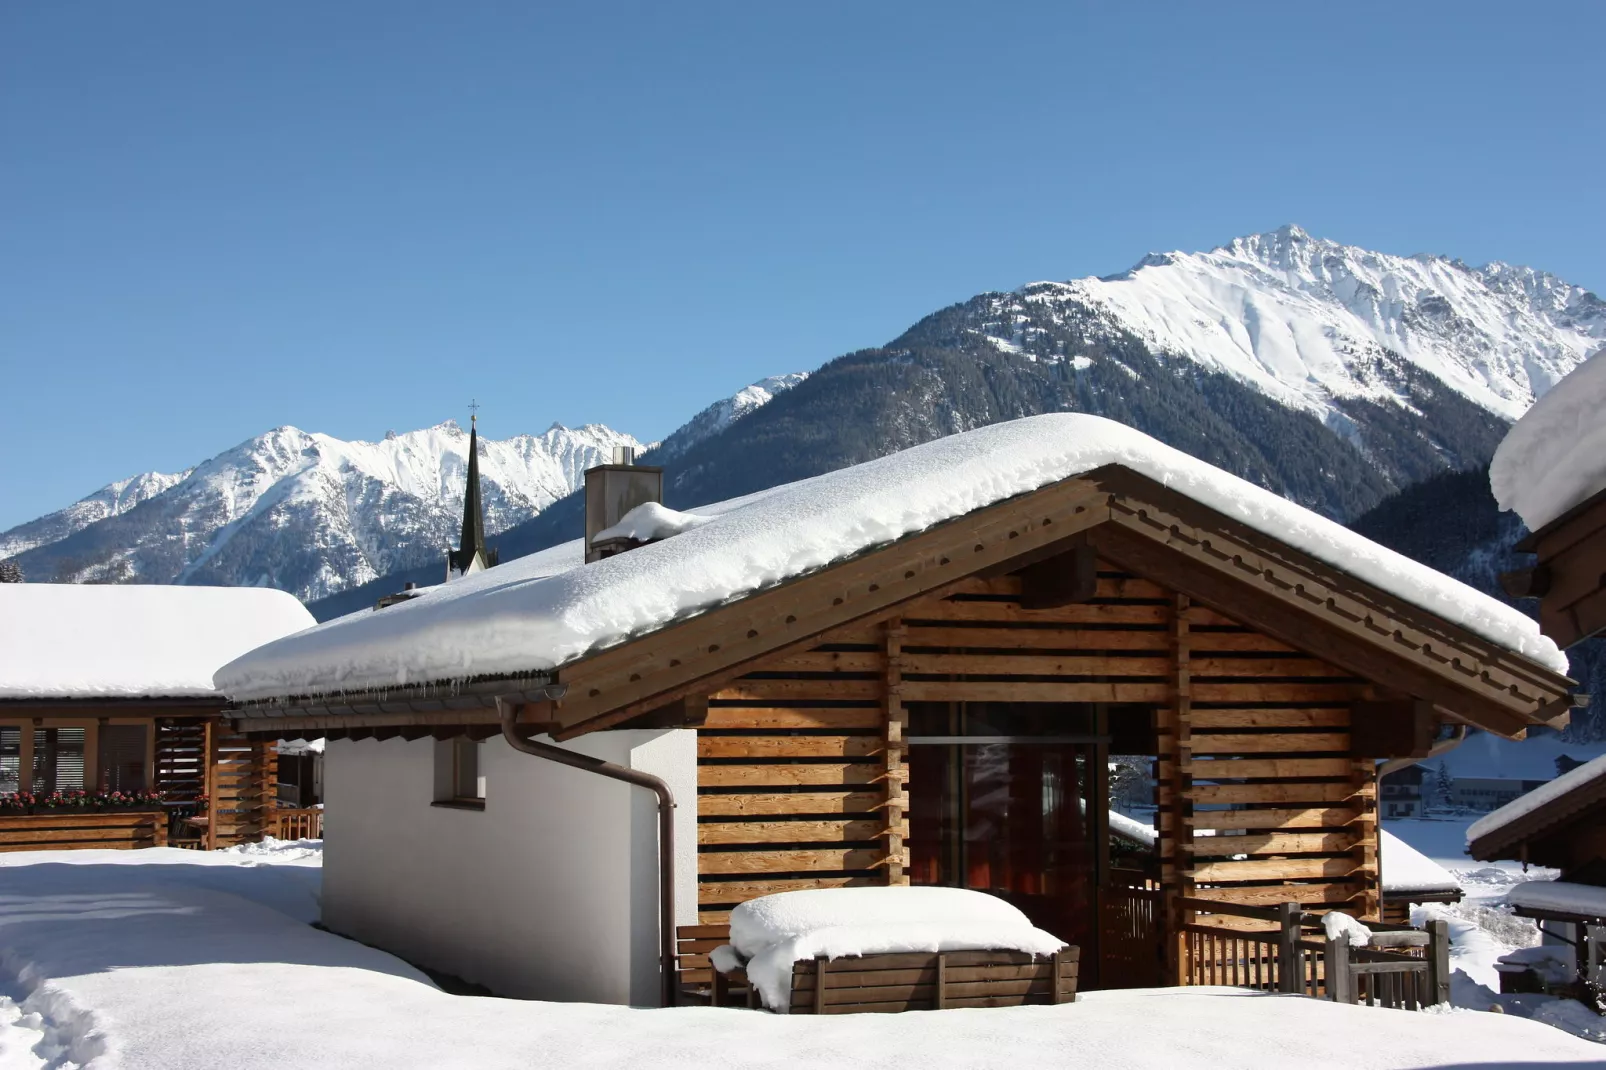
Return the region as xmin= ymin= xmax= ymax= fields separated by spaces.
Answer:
xmin=612 ymin=445 xmax=637 ymax=466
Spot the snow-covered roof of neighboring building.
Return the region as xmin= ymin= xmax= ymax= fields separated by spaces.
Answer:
xmin=1506 ymin=879 xmax=1606 ymax=920
xmin=1381 ymin=829 xmax=1461 ymax=896
xmin=1436 ymin=730 xmax=1606 ymax=783
xmin=0 ymin=584 xmax=315 ymax=700
xmin=216 ymin=414 xmax=1567 ymax=703
xmin=1490 ymin=352 xmax=1606 ymax=533
xmin=1468 ymin=752 xmax=1606 ymax=848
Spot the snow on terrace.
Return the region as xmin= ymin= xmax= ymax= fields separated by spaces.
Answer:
xmin=1 ymin=851 xmax=1603 ymax=1070
xmin=216 ymin=414 xmax=1566 ymax=703
xmin=1491 ymin=350 xmax=1606 ymax=532
xmin=1468 ymin=752 xmax=1606 ymax=846
xmin=0 ymin=584 xmax=315 ymax=700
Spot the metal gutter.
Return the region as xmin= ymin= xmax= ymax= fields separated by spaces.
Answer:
xmin=495 ymin=698 xmax=679 ymax=1008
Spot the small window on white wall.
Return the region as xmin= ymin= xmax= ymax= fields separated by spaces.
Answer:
xmin=433 ymin=736 xmax=486 ymax=809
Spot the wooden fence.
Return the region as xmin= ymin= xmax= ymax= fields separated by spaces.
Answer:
xmin=0 ymin=811 xmax=168 ymax=852
xmin=1179 ymin=897 xmax=1450 ymax=1009
xmin=268 ymin=808 xmax=323 ymax=840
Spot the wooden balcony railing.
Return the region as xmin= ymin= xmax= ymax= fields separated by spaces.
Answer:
xmin=1178 ymin=896 xmax=1450 ymax=1010
xmin=268 ymin=808 xmax=323 ymax=840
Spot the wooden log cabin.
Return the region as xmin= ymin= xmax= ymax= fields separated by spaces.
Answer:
xmin=218 ymin=414 xmax=1578 ymax=1006
xmin=0 ymin=583 xmax=313 ymax=851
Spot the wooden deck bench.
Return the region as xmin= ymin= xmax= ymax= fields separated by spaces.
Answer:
xmin=677 ymin=923 xmax=751 ymax=1006
xmin=781 ymin=946 xmax=1079 ymax=1014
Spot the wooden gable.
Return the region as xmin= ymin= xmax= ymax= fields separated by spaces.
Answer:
xmin=1505 ymin=486 xmax=1606 ymax=650
xmin=522 ymin=467 xmax=1573 ymax=742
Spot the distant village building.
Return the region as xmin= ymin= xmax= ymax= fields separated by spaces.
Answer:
xmin=217 ymin=414 xmax=1579 ymax=1006
xmin=0 ymin=584 xmax=315 ymax=850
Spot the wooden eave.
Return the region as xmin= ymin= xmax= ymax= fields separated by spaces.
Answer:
xmin=1467 ymin=773 xmax=1606 ymax=865
xmin=1082 ymin=469 xmax=1576 ymax=738
xmin=543 ymin=466 xmax=1573 ymax=740
xmin=224 ymin=463 xmax=1576 ymax=741
xmin=1513 ymin=486 xmax=1606 ymax=649
xmin=0 ymin=696 xmax=224 ymax=718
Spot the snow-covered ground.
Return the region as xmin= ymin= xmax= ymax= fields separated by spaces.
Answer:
xmin=1386 ymin=817 xmax=1606 ymax=1044
xmin=2 ymin=844 xmax=1602 ymax=1069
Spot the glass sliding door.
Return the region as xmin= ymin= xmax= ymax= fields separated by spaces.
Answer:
xmin=906 ymin=703 xmax=1102 ymax=960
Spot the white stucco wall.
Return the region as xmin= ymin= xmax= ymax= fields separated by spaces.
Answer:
xmin=321 ymin=728 xmax=697 ymax=1006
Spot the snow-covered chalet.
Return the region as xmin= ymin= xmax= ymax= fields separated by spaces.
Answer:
xmin=216 ymin=413 xmax=1580 ymax=1006
xmin=0 ymin=583 xmax=315 ymax=850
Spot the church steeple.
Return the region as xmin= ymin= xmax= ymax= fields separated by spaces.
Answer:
xmin=447 ymin=406 xmax=498 ymax=580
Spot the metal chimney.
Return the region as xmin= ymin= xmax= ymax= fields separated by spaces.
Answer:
xmin=584 ymin=448 xmax=662 ymax=562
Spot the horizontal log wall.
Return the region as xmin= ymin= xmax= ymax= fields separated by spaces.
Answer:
xmin=1166 ymin=592 xmax=1378 ymax=921
xmin=696 ymin=558 xmax=1383 ymax=931
xmin=699 ymin=620 xmax=894 ymax=924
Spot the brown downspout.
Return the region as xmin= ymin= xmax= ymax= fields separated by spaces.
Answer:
xmin=1377 ymin=725 xmax=1469 ymax=780
xmin=495 ymin=699 xmax=679 ymax=1008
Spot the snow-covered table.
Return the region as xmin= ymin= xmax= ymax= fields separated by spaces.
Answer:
xmin=712 ymin=886 xmax=1076 ymax=1014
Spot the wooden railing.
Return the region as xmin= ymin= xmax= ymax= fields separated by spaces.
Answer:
xmin=0 ymin=810 xmax=168 ymax=852
xmin=1179 ymin=897 xmax=1449 ymax=1009
xmin=1180 ymin=898 xmax=1315 ymax=995
xmin=268 ymin=808 xmax=323 ymax=840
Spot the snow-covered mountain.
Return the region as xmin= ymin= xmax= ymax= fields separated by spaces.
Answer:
xmin=655 ymin=373 xmax=809 ymax=460
xmin=0 ymin=470 xmax=191 ymax=560
xmin=4 ymin=376 xmax=806 ymax=602
xmin=8 ymin=422 xmax=641 ymax=600
xmin=967 ymin=225 xmax=1604 ymax=425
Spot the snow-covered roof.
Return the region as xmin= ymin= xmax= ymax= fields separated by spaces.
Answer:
xmin=216 ymin=414 xmax=1566 ymax=703
xmin=1468 ymin=752 xmax=1606 ymax=847
xmin=1491 ymin=352 xmax=1606 ymax=533
xmin=1507 ymin=880 xmax=1606 ymax=920
xmin=1381 ymin=829 xmax=1460 ymax=896
xmin=1437 ymin=730 xmax=1606 ymax=783
xmin=0 ymin=584 xmax=315 ymax=700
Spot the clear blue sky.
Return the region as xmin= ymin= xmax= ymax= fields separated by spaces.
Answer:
xmin=3 ymin=2 xmax=1602 ymax=530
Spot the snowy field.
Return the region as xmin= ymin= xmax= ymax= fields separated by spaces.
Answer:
xmin=2 ymin=843 xmax=1604 ymax=1069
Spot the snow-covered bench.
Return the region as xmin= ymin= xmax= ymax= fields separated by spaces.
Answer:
xmin=711 ymin=886 xmax=1078 ymax=1014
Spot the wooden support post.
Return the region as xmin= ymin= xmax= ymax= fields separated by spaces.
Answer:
xmin=17 ymin=719 xmax=34 ymax=794
xmin=203 ymin=720 xmax=217 ymax=851
xmin=1051 ymin=949 xmax=1065 ymax=1004
xmin=1428 ymin=919 xmax=1451 ymax=1007
xmin=884 ymin=619 xmax=908 ymax=885
xmin=1353 ymin=759 xmax=1380 ymax=920
xmin=814 ymin=957 xmax=828 ymax=1015
xmin=1277 ymin=902 xmax=1303 ymax=995
xmin=1162 ymin=593 xmax=1194 ymax=984
xmin=1325 ymin=937 xmax=1352 ymax=1004
xmin=83 ymin=719 xmax=100 ymax=792
xmin=935 ymin=952 xmax=948 ymax=1009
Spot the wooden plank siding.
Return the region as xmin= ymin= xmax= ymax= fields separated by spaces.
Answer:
xmin=692 ymin=559 xmax=1385 ymax=937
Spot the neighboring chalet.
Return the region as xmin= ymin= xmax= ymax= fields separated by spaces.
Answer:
xmin=216 ymin=414 xmax=1579 ymax=1007
xmin=1494 ymin=352 xmax=1606 ymax=648
xmin=1378 ymin=828 xmax=1461 ymax=924
xmin=1468 ymin=753 xmax=1606 ymax=984
xmin=1 ymin=583 xmax=315 ymax=850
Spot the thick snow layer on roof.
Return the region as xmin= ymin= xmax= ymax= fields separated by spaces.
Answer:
xmin=0 ymin=583 xmax=314 ymax=700
xmin=1508 ymin=880 xmax=1606 ymax=919
xmin=217 ymin=414 xmax=1565 ymax=702
xmin=1491 ymin=352 xmax=1606 ymax=532
xmin=1437 ymin=730 xmax=1606 ymax=783
xmin=727 ymin=887 xmax=1065 ymax=1011
xmin=1381 ymin=829 xmax=1461 ymax=895
xmin=1468 ymin=752 xmax=1606 ymax=845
